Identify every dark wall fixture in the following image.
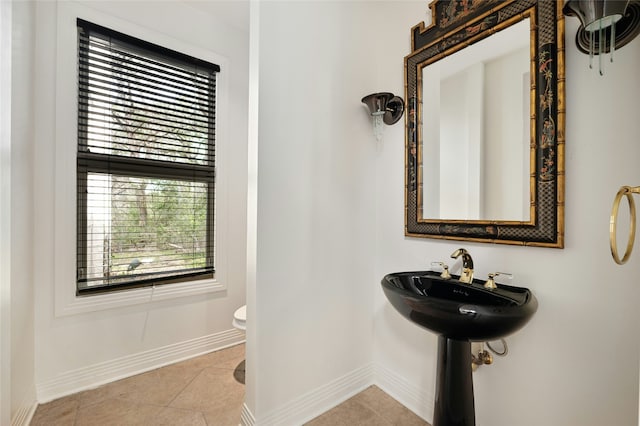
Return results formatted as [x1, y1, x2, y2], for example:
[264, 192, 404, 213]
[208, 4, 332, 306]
[361, 93, 404, 141]
[564, 0, 640, 74]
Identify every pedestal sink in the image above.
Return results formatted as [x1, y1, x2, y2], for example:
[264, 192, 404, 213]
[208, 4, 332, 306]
[381, 271, 537, 426]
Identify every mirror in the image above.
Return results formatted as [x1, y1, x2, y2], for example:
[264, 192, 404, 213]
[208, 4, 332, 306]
[405, 0, 565, 247]
[422, 19, 530, 221]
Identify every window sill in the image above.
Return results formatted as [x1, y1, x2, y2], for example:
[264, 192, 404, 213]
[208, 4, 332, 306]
[55, 278, 225, 317]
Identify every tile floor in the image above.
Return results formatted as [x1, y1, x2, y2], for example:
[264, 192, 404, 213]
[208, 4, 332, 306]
[31, 343, 429, 426]
[31, 344, 246, 426]
[305, 385, 429, 426]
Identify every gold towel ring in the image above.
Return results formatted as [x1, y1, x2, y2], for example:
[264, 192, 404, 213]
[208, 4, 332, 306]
[610, 186, 640, 265]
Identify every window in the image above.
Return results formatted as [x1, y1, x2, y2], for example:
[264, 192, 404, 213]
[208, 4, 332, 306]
[76, 19, 220, 295]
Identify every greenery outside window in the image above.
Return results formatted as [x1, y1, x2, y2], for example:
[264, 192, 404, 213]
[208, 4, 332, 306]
[76, 19, 220, 295]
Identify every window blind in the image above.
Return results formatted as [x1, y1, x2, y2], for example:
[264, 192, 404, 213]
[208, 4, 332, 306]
[76, 19, 219, 294]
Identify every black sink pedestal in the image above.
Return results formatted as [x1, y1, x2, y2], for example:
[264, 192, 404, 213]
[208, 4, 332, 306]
[433, 336, 475, 426]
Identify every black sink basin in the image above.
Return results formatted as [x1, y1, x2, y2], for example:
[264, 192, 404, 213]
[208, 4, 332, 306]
[381, 271, 537, 341]
[382, 270, 538, 426]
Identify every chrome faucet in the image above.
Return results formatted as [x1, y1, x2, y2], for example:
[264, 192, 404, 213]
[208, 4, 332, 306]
[450, 248, 474, 283]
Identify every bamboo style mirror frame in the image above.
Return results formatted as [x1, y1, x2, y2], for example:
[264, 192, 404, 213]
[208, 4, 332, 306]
[405, 0, 565, 248]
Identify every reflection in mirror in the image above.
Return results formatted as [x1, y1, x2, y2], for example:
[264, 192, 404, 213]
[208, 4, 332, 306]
[422, 19, 530, 221]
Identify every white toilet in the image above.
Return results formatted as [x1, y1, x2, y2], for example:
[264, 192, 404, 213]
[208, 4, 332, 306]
[232, 305, 246, 331]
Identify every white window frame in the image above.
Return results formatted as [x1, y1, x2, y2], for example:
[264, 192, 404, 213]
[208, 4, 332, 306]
[53, 2, 229, 316]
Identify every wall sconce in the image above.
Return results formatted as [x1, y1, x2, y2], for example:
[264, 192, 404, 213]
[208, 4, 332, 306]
[563, 0, 640, 75]
[361, 92, 404, 141]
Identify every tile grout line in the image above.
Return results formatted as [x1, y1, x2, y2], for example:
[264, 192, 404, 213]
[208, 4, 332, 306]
[165, 366, 209, 409]
[354, 399, 394, 426]
[357, 391, 394, 423]
[72, 402, 78, 426]
[350, 386, 428, 426]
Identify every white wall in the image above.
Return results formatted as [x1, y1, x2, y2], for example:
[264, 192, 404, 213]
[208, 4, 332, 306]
[440, 70, 472, 218]
[439, 64, 484, 219]
[373, 4, 640, 426]
[5, 1, 37, 423]
[483, 47, 529, 221]
[244, 1, 260, 422]
[32, 0, 249, 402]
[422, 61, 441, 218]
[0, 0, 10, 421]
[370, 3, 441, 419]
[249, 1, 379, 422]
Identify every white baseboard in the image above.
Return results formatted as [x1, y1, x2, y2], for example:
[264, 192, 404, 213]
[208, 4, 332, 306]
[243, 363, 431, 425]
[240, 402, 256, 426]
[10, 390, 37, 426]
[35, 337, 432, 426]
[373, 363, 434, 424]
[255, 363, 374, 426]
[36, 329, 245, 403]
[10, 403, 36, 426]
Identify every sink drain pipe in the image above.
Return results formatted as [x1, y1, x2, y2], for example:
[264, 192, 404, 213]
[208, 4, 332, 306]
[486, 339, 508, 357]
[471, 339, 509, 372]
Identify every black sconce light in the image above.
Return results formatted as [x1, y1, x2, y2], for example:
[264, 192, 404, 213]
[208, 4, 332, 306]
[563, 0, 640, 75]
[361, 92, 404, 141]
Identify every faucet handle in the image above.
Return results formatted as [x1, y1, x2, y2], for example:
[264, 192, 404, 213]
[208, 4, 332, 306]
[431, 262, 452, 279]
[485, 272, 513, 289]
